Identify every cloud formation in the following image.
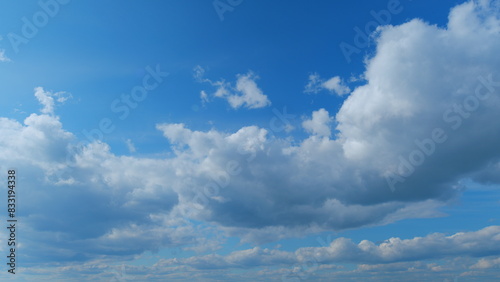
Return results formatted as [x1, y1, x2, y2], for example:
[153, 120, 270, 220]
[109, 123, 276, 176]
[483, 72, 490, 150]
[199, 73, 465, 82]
[34, 87, 72, 115]
[158, 225, 500, 269]
[15, 226, 498, 281]
[194, 66, 271, 109]
[156, 0, 500, 241]
[304, 73, 351, 95]
[302, 108, 333, 137]
[0, 49, 10, 62]
[0, 2, 499, 277]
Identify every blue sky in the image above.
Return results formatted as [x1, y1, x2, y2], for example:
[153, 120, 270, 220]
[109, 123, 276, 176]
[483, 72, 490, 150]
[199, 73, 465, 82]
[0, 0, 499, 281]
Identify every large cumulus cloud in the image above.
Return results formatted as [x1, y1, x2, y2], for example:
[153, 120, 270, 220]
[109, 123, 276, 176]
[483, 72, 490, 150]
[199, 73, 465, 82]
[153, 0, 500, 240]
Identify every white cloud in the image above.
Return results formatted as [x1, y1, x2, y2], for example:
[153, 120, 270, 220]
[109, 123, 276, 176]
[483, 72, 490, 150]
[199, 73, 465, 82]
[34, 87, 72, 115]
[322, 76, 351, 95]
[335, 0, 500, 182]
[125, 139, 136, 153]
[34, 87, 55, 114]
[302, 108, 333, 137]
[471, 257, 500, 269]
[302, 226, 500, 263]
[193, 66, 271, 109]
[167, 0, 500, 241]
[304, 73, 350, 95]
[200, 90, 209, 104]
[0, 49, 10, 62]
[304, 73, 323, 93]
[230, 72, 271, 109]
[153, 225, 500, 268]
[193, 65, 207, 82]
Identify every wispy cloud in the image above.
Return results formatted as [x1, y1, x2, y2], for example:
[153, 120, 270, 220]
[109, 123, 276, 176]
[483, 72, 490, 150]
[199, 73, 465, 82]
[0, 49, 10, 62]
[194, 66, 271, 109]
[125, 139, 136, 153]
[304, 73, 350, 95]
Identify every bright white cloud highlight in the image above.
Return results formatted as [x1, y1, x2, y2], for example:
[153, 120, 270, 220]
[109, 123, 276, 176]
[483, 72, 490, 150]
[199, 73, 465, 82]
[302, 108, 333, 137]
[34, 87, 72, 115]
[322, 76, 351, 95]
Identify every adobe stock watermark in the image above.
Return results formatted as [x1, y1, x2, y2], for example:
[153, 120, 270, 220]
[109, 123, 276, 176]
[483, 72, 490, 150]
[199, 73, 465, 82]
[52, 64, 168, 180]
[386, 74, 500, 192]
[1, 0, 70, 54]
[186, 107, 296, 215]
[213, 0, 243, 21]
[339, 0, 412, 64]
